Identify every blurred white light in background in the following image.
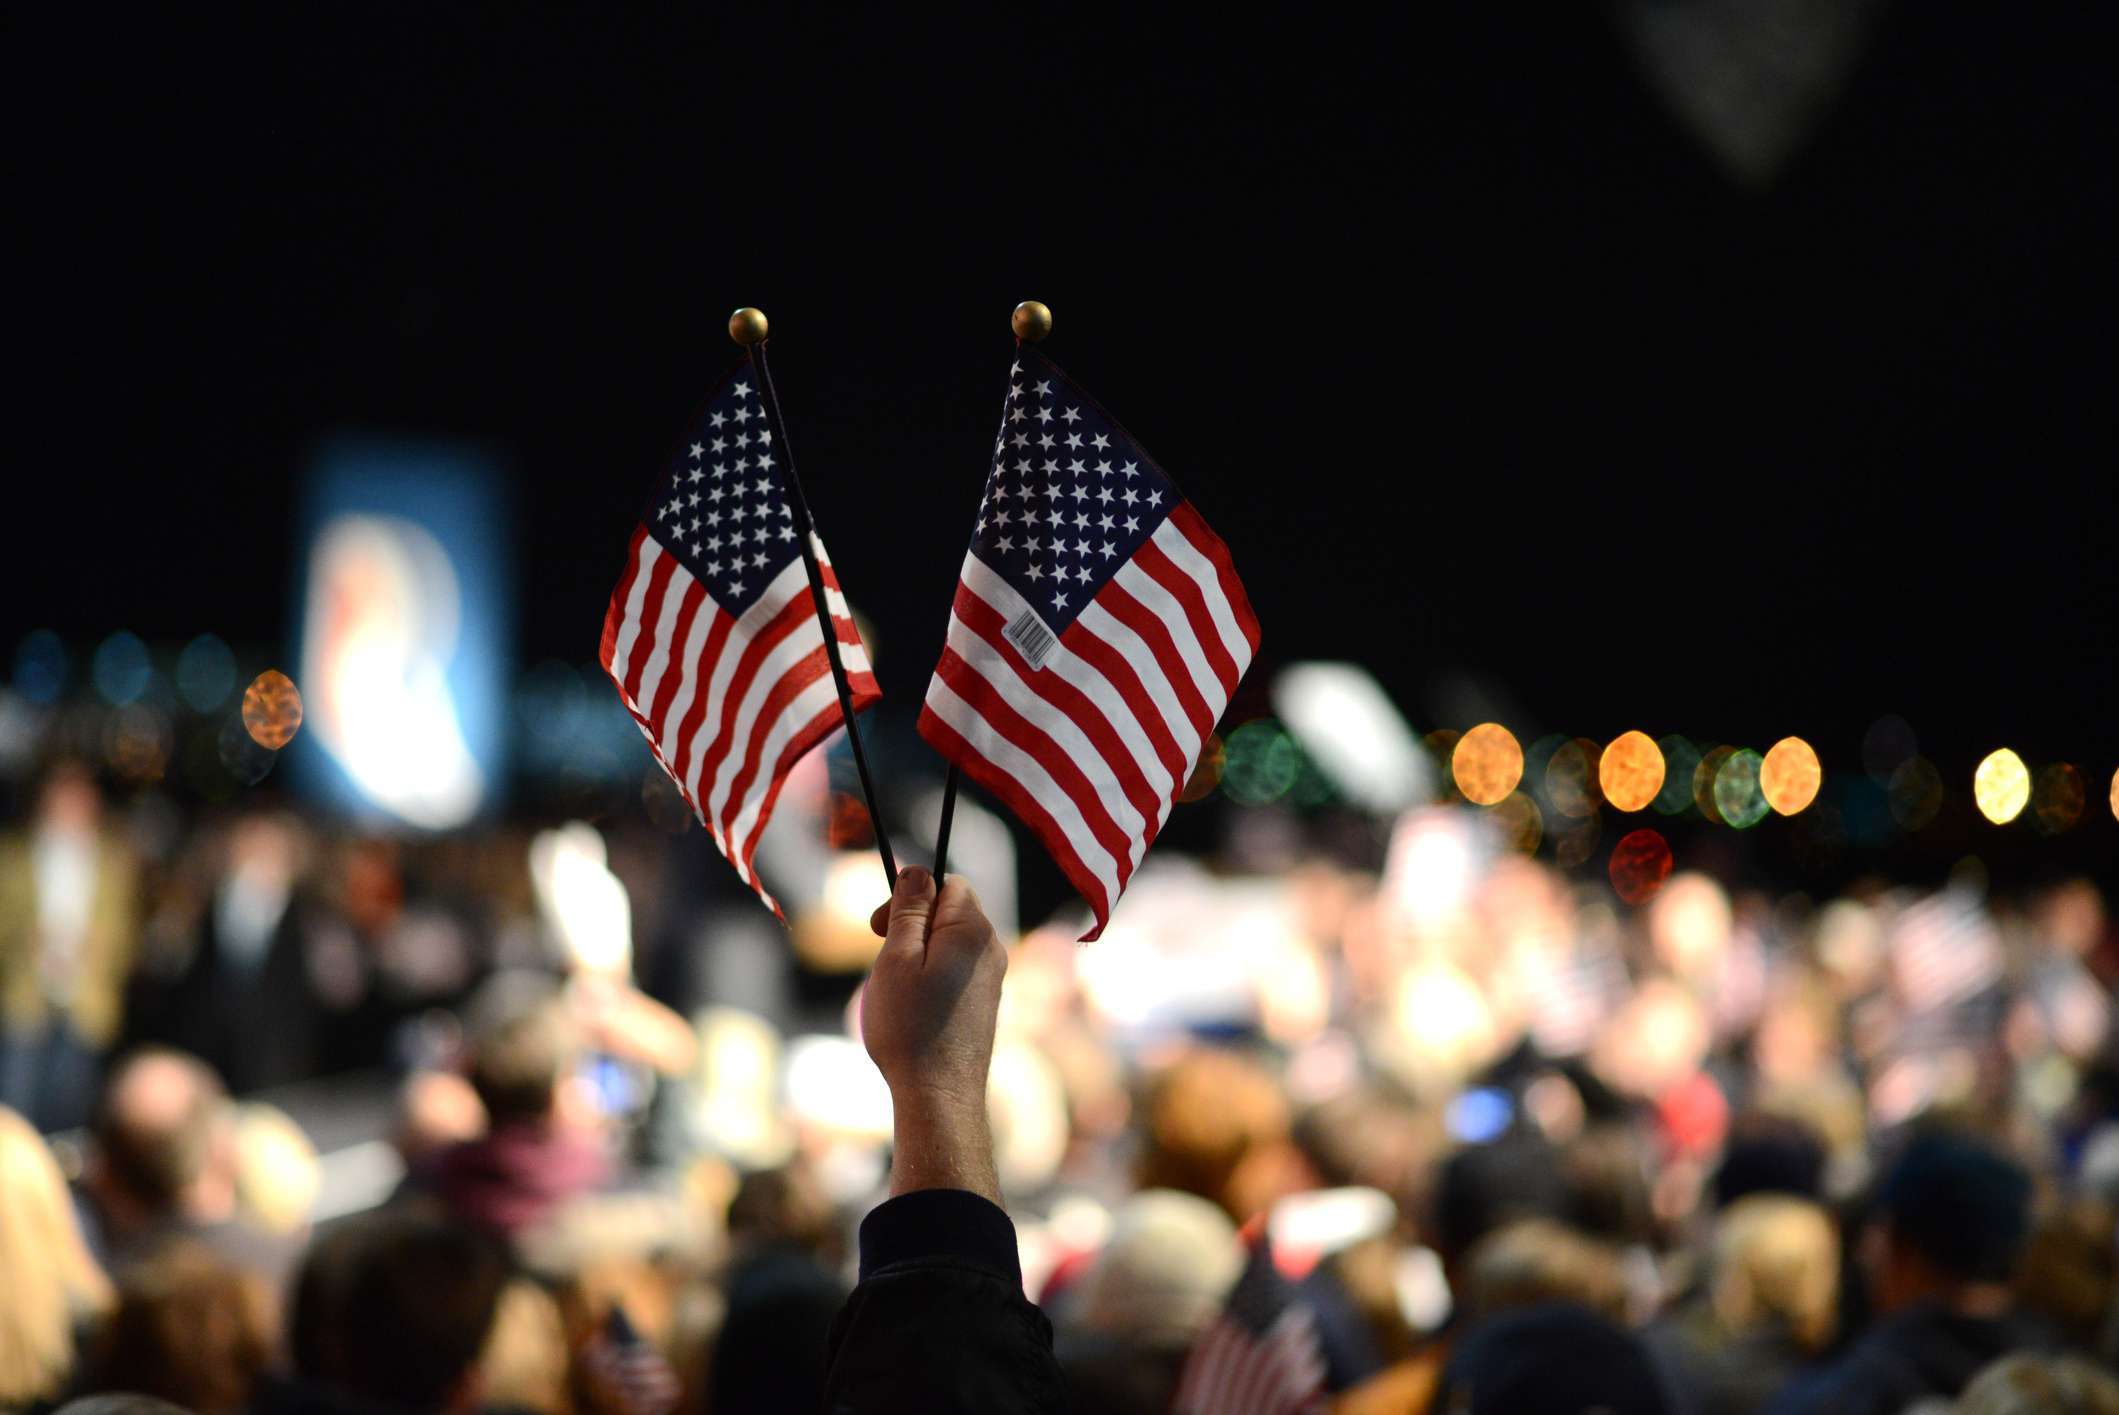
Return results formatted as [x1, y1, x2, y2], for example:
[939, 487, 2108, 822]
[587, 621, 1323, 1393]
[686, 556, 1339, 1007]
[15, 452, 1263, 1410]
[1382, 807, 1492, 929]
[1272, 662, 1434, 813]
[528, 821, 632, 974]
[784, 1034, 893, 1138]
[300, 514, 485, 828]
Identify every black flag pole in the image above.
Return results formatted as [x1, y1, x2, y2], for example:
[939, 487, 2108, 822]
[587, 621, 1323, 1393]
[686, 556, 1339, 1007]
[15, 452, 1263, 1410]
[730, 307, 899, 889]
[933, 299, 1053, 882]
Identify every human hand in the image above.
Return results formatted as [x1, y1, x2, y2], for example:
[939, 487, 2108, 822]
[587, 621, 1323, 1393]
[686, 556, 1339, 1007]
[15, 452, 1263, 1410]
[860, 866, 1007, 1203]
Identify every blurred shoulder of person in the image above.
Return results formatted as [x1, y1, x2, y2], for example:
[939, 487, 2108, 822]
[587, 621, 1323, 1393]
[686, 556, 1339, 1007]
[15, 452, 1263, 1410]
[1950, 1352, 2119, 1415]
[1434, 1302, 1676, 1415]
[84, 1239, 277, 1415]
[81, 1048, 299, 1285]
[1645, 1194, 1839, 1415]
[417, 972, 612, 1242]
[0, 1105, 113, 1413]
[0, 760, 140, 1133]
[1766, 1131, 2057, 1415]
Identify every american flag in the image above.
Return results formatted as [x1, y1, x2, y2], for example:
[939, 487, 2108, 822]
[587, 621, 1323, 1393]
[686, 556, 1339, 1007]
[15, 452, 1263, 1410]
[918, 350, 1258, 939]
[600, 365, 878, 916]
[1172, 1238, 1327, 1415]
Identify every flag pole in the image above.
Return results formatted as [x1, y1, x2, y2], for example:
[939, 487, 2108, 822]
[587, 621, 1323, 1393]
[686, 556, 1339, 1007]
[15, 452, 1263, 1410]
[933, 299, 1053, 881]
[730, 307, 899, 889]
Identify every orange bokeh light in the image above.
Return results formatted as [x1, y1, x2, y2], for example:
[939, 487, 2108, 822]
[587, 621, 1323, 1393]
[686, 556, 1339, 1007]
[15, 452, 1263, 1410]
[1760, 737, 1823, 816]
[1452, 723, 1524, 806]
[241, 670, 304, 750]
[1599, 731, 1665, 813]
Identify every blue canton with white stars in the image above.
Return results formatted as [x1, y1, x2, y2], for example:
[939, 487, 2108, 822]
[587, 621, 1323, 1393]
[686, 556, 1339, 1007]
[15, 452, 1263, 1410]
[971, 350, 1175, 634]
[649, 371, 799, 615]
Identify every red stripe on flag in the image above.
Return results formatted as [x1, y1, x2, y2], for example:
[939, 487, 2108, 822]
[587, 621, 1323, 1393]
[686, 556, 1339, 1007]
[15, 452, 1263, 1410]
[685, 594, 817, 825]
[645, 579, 709, 731]
[952, 591, 1165, 840]
[620, 551, 680, 705]
[599, 526, 649, 672]
[1096, 578, 1216, 744]
[1168, 500, 1261, 655]
[732, 698, 847, 894]
[934, 645, 1139, 888]
[1134, 536, 1241, 700]
[917, 705, 1114, 932]
[1054, 611, 1192, 790]
[713, 645, 833, 844]
[666, 606, 735, 790]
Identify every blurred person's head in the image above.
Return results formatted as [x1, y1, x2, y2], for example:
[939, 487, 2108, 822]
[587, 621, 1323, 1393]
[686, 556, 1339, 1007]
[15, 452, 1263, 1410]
[89, 1050, 235, 1232]
[1562, 1124, 1658, 1247]
[464, 972, 579, 1129]
[1072, 1189, 1241, 1348]
[1712, 1111, 1827, 1208]
[1136, 1048, 1291, 1224]
[2012, 1196, 2117, 1351]
[87, 1242, 276, 1414]
[1435, 1302, 1672, 1415]
[1461, 1219, 1629, 1324]
[707, 1246, 847, 1415]
[1953, 1353, 2119, 1415]
[1868, 1130, 2032, 1315]
[0, 1106, 113, 1408]
[1708, 1195, 1839, 1351]
[229, 1104, 317, 1237]
[1429, 1132, 1568, 1273]
[289, 1213, 509, 1414]
[726, 1160, 843, 1268]
[393, 1069, 487, 1167]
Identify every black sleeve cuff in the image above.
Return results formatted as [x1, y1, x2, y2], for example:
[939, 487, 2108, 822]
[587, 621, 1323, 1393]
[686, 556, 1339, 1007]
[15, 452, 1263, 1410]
[857, 1188, 1022, 1284]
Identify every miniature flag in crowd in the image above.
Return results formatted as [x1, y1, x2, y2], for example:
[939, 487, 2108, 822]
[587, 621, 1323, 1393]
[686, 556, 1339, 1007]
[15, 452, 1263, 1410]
[600, 366, 878, 916]
[918, 349, 1259, 939]
[1172, 1238, 1327, 1415]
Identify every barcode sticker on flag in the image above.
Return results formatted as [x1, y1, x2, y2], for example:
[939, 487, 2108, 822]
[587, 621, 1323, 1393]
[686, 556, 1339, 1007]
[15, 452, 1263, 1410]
[1004, 608, 1059, 669]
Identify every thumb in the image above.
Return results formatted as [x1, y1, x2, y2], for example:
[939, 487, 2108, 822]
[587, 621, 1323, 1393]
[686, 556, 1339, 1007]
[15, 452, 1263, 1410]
[880, 866, 937, 957]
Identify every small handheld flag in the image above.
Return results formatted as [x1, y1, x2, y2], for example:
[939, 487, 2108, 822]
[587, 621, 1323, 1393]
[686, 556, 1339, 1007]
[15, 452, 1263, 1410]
[921, 305, 1259, 939]
[600, 310, 889, 918]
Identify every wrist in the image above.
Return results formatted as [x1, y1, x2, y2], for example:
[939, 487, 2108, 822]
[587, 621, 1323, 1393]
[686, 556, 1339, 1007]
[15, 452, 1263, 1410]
[888, 1083, 999, 1204]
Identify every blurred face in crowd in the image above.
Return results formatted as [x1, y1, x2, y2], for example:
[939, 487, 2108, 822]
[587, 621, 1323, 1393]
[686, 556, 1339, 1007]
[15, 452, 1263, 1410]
[36, 765, 100, 837]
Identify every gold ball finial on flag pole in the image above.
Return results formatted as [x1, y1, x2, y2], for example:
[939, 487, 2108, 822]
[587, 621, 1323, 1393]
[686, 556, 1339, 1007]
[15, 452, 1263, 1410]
[1011, 301, 1052, 343]
[728, 307, 770, 345]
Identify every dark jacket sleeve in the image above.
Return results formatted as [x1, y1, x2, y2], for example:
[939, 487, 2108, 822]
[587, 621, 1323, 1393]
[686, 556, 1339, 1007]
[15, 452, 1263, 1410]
[822, 1188, 1066, 1414]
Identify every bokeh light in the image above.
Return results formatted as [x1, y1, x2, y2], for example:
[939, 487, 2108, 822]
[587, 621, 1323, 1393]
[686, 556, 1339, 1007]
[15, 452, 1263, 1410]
[1713, 750, 1770, 829]
[1545, 739, 1602, 818]
[1177, 732, 1226, 803]
[1598, 731, 1665, 813]
[1654, 736, 1700, 815]
[1609, 828, 1674, 905]
[1973, 748, 2030, 825]
[1487, 791, 1543, 854]
[242, 670, 305, 750]
[2032, 763, 2084, 835]
[1222, 720, 1301, 805]
[1759, 737, 1822, 816]
[92, 631, 152, 706]
[1552, 812, 1600, 868]
[2111, 766, 2118, 822]
[1693, 746, 1735, 824]
[1423, 729, 1462, 797]
[1451, 723, 1523, 806]
[175, 634, 238, 712]
[13, 631, 68, 705]
[1887, 757, 1944, 831]
[105, 705, 172, 784]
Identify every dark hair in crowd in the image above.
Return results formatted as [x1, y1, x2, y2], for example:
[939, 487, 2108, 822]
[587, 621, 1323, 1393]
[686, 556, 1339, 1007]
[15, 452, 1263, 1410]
[93, 1049, 228, 1210]
[1879, 1130, 2033, 1283]
[290, 1213, 509, 1412]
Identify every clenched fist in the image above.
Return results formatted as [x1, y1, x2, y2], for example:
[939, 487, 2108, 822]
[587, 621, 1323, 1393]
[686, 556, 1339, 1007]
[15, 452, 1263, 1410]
[860, 866, 1008, 1204]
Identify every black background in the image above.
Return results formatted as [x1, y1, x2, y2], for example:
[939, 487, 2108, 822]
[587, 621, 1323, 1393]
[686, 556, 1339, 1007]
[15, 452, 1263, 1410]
[10, 7, 2114, 889]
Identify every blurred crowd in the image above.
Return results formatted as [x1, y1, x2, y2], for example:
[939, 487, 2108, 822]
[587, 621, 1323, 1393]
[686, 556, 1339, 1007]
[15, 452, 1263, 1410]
[3, 753, 2117, 1415]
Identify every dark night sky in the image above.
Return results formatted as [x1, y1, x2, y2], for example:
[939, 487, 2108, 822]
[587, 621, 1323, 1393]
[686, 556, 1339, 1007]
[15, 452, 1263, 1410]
[9, 7, 2114, 881]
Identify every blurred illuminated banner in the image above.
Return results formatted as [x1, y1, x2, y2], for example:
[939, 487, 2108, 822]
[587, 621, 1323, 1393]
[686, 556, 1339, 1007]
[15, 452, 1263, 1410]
[293, 440, 512, 828]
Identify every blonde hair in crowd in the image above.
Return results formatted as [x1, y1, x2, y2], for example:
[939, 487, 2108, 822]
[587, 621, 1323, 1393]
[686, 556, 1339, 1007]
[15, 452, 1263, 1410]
[1710, 1194, 1840, 1352]
[0, 1105, 114, 1406]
